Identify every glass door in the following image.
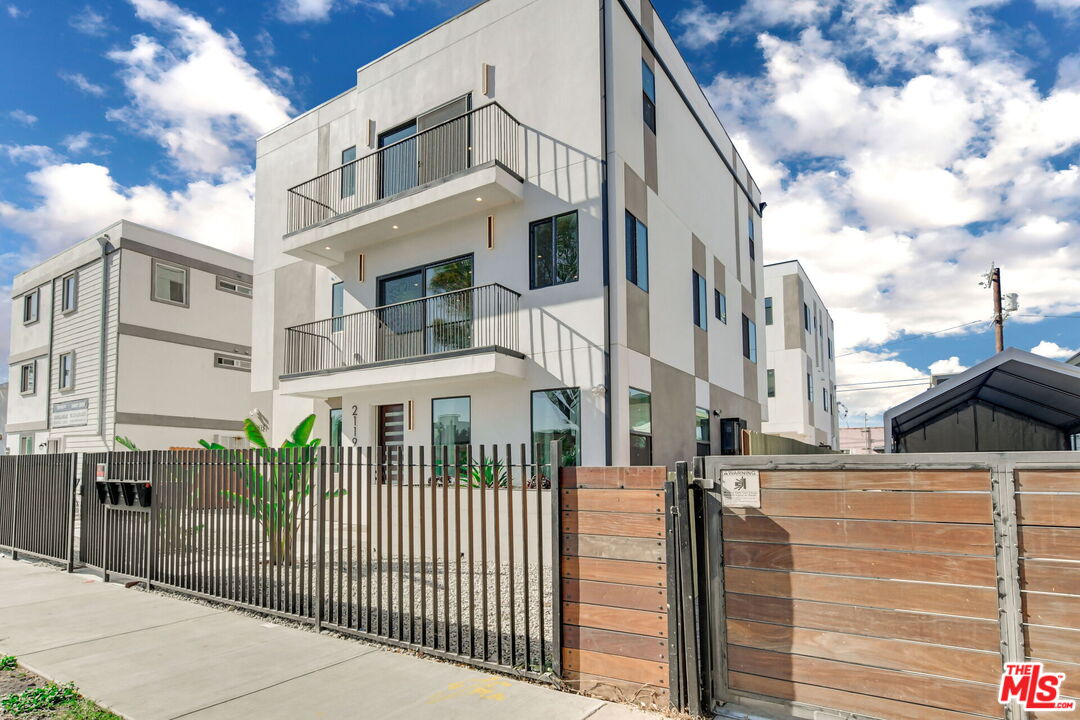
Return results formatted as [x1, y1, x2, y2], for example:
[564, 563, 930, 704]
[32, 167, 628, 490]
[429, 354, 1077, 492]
[378, 121, 418, 199]
[416, 95, 470, 185]
[377, 271, 424, 361]
[424, 257, 473, 354]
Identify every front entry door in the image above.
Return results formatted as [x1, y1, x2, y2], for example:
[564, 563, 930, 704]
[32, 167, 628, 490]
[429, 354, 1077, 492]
[378, 404, 405, 481]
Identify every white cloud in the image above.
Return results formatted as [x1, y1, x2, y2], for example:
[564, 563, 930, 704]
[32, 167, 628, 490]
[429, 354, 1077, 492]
[8, 109, 37, 126]
[0, 144, 62, 167]
[277, 0, 431, 23]
[60, 71, 107, 97]
[1030, 340, 1078, 360]
[675, 2, 732, 50]
[6, 5, 25, 19]
[69, 5, 110, 36]
[106, 0, 292, 177]
[836, 350, 931, 421]
[61, 132, 110, 155]
[1033, 0, 1080, 15]
[929, 356, 969, 375]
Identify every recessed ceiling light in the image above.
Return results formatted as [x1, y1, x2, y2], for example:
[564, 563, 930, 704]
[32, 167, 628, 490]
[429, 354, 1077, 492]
[392, 225, 399, 229]
[475, 197, 483, 202]
[324, 246, 331, 250]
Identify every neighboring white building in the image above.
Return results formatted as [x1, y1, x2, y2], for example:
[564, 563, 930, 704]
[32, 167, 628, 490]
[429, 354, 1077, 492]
[5, 220, 253, 455]
[0, 383, 7, 453]
[252, 0, 767, 468]
[839, 426, 885, 454]
[762, 260, 839, 448]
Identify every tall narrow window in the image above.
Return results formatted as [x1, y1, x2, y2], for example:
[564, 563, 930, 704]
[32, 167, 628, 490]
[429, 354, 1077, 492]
[629, 388, 652, 466]
[19, 435, 34, 455]
[433, 396, 471, 451]
[828, 337, 833, 359]
[808, 373, 814, 402]
[20, 361, 36, 395]
[767, 369, 775, 398]
[625, 212, 649, 291]
[22, 289, 39, 324]
[152, 260, 188, 307]
[532, 388, 580, 468]
[530, 211, 578, 289]
[695, 407, 711, 457]
[764, 297, 773, 325]
[642, 60, 656, 132]
[58, 352, 74, 391]
[742, 315, 757, 363]
[748, 212, 756, 261]
[823, 389, 830, 413]
[61, 274, 77, 313]
[341, 146, 357, 198]
[693, 272, 707, 330]
[714, 290, 727, 324]
[331, 281, 344, 332]
[329, 408, 343, 447]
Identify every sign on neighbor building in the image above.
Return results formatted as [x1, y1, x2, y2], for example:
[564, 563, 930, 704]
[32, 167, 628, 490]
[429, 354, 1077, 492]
[720, 469, 761, 508]
[52, 399, 89, 428]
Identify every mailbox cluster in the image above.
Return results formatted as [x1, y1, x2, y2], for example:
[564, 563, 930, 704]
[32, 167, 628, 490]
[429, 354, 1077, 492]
[93, 463, 152, 509]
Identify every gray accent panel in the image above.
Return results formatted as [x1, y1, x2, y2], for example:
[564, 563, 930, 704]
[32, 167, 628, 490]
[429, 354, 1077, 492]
[118, 238, 253, 284]
[807, 354, 815, 428]
[709, 383, 763, 449]
[643, 127, 658, 192]
[783, 273, 806, 351]
[650, 358, 696, 469]
[694, 327, 708, 380]
[6, 420, 48, 432]
[317, 124, 331, 175]
[119, 323, 251, 356]
[743, 286, 759, 401]
[8, 346, 49, 365]
[713, 258, 726, 295]
[114, 412, 244, 431]
[732, 183, 742, 284]
[640, 0, 654, 38]
[626, 283, 651, 356]
[273, 262, 317, 388]
[692, 235, 706, 275]
[624, 164, 648, 221]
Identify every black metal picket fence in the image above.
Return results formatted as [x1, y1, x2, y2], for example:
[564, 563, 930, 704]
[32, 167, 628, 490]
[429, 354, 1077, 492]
[1, 446, 559, 680]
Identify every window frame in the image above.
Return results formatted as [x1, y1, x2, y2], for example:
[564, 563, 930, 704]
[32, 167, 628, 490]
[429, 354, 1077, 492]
[151, 259, 190, 308]
[529, 211, 579, 290]
[329, 407, 344, 448]
[628, 387, 652, 466]
[20, 360, 36, 395]
[625, 211, 649, 292]
[693, 271, 707, 330]
[767, 369, 775, 398]
[19, 435, 34, 455]
[804, 303, 811, 331]
[340, 145, 357, 199]
[432, 395, 472, 448]
[764, 297, 773, 326]
[58, 351, 75, 391]
[714, 289, 727, 324]
[748, 211, 756, 261]
[61, 273, 78, 314]
[642, 59, 656, 132]
[531, 387, 581, 468]
[214, 353, 251, 372]
[742, 315, 758, 363]
[808, 373, 814, 403]
[216, 275, 253, 297]
[695, 407, 711, 457]
[22, 289, 39, 325]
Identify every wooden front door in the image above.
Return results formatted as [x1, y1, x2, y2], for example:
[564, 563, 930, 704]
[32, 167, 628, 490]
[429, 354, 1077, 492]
[377, 404, 405, 481]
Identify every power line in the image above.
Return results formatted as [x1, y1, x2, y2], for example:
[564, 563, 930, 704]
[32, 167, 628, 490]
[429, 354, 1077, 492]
[837, 377, 929, 387]
[835, 319, 986, 359]
[836, 382, 930, 393]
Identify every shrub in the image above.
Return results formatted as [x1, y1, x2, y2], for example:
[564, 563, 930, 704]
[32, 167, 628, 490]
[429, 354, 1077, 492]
[0, 655, 16, 671]
[1, 682, 79, 716]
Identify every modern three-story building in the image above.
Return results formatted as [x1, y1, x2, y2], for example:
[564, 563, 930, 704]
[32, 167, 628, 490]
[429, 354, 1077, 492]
[5, 220, 254, 454]
[762, 260, 839, 448]
[252, 0, 767, 467]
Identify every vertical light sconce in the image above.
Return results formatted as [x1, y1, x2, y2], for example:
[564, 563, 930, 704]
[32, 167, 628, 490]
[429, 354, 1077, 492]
[367, 119, 377, 149]
[357, 253, 366, 282]
[486, 215, 495, 250]
[407, 400, 414, 431]
[482, 63, 494, 98]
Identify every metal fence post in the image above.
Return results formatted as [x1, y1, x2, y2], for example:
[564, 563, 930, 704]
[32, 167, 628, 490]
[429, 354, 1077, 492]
[548, 440, 562, 679]
[65, 454, 78, 572]
[991, 456, 1025, 720]
[146, 451, 157, 589]
[314, 447, 326, 632]
[10, 455, 20, 561]
[673, 461, 702, 717]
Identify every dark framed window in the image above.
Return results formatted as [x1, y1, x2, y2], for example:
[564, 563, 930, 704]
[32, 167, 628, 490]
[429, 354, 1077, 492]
[341, 146, 357, 198]
[532, 388, 580, 468]
[804, 303, 811, 331]
[823, 389, 830, 413]
[642, 60, 656, 132]
[808, 373, 814, 402]
[693, 272, 707, 330]
[625, 212, 649, 291]
[329, 408, 343, 447]
[331, 281, 344, 332]
[767, 369, 775, 398]
[742, 315, 757, 363]
[764, 297, 773, 325]
[695, 407, 710, 457]
[19, 361, 36, 395]
[58, 352, 74, 391]
[433, 396, 471, 470]
[152, 260, 189, 307]
[629, 388, 652, 466]
[61, 273, 77, 313]
[748, 211, 756, 261]
[828, 337, 833, 359]
[714, 290, 727, 324]
[22, 289, 39, 324]
[530, 211, 578, 289]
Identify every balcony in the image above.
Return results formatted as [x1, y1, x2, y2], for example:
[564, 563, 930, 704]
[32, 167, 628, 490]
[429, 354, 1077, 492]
[279, 283, 525, 398]
[283, 103, 525, 266]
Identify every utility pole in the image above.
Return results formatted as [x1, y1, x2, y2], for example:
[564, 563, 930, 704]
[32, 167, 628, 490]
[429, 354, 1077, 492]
[991, 267, 1004, 353]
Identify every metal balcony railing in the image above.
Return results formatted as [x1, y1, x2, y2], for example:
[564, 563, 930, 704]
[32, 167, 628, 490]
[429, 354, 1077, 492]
[286, 102, 523, 235]
[282, 283, 521, 376]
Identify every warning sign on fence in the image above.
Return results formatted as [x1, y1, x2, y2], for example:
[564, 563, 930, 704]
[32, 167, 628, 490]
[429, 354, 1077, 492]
[720, 470, 761, 508]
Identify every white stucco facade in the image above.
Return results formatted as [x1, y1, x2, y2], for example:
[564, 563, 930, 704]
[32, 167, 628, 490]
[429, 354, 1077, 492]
[761, 260, 839, 448]
[253, 0, 766, 468]
[5, 220, 253, 455]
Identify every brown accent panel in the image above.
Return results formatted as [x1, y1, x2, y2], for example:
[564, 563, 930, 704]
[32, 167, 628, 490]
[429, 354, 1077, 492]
[732, 182, 742, 284]
[1023, 590, 1080, 627]
[561, 557, 665, 586]
[623, 164, 648, 221]
[729, 672, 982, 720]
[639, 0, 654, 38]
[1020, 525, 1080, 560]
[562, 466, 666, 489]
[725, 543, 997, 586]
[562, 534, 665, 562]
[562, 671, 669, 707]
[563, 602, 667, 636]
[722, 515, 995, 555]
[713, 257, 727, 294]
[643, 127, 658, 192]
[727, 619, 1001, 684]
[561, 510, 665, 537]
[1017, 470, 1080, 491]
[722, 489, 992, 523]
[626, 283, 650, 356]
[650, 359, 697, 470]
[562, 580, 666, 612]
[563, 648, 668, 688]
[1018, 493, 1080, 526]
[725, 568, 999, 619]
[692, 235, 706, 275]
[694, 327, 708, 380]
[1025, 623, 1080, 664]
[729, 647, 999, 718]
[560, 488, 663, 514]
[563, 626, 667, 662]
[783, 273, 805, 351]
[725, 594, 999, 651]
[760, 469, 990, 491]
[1021, 558, 1080, 594]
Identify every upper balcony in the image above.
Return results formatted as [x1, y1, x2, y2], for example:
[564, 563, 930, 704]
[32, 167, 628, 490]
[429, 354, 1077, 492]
[279, 283, 525, 398]
[283, 103, 525, 266]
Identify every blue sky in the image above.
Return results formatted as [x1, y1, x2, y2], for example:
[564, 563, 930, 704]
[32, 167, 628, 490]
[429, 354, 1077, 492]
[0, 0, 1078, 425]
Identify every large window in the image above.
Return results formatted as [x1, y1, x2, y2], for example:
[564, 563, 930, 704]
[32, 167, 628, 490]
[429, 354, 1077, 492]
[329, 408, 343, 447]
[642, 60, 656, 132]
[433, 396, 471, 449]
[695, 407, 711, 457]
[152, 260, 188, 307]
[742, 315, 757, 363]
[764, 297, 773, 325]
[693, 272, 707, 330]
[530, 211, 578, 289]
[61, 273, 77, 313]
[532, 388, 580, 468]
[22, 289, 39, 324]
[19, 361, 35, 395]
[625, 212, 649, 291]
[19, 435, 33, 455]
[714, 290, 727, 324]
[767, 369, 775, 398]
[341, 146, 356, 198]
[58, 352, 74, 391]
[629, 388, 652, 466]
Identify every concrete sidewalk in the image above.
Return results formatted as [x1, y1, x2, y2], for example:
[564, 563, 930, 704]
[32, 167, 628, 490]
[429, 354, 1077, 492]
[0, 555, 653, 720]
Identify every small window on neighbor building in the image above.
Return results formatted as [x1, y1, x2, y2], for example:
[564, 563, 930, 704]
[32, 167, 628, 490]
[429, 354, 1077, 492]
[58, 352, 74, 391]
[767, 369, 775, 398]
[629, 388, 652, 466]
[19, 435, 33, 455]
[61, 274, 77, 313]
[625, 212, 649, 292]
[531, 211, 579, 289]
[20, 361, 36, 394]
[152, 260, 188, 307]
[214, 354, 251, 371]
[742, 315, 757, 363]
[642, 60, 656, 132]
[808, 373, 814, 402]
[764, 297, 773, 326]
[804, 303, 811, 331]
[216, 276, 252, 297]
[714, 290, 727, 324]
[824, 388, 830, 413]
[693, 272, 707, 330]
[828, 337, 833, 359]
[748, 213, 756, 261]
[341, 146, 357, 199]
[22, 289, 39, 324]
[695, 407, 711, 457]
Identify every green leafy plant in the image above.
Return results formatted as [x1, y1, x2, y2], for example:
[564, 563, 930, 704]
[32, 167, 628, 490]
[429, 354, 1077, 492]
[1, 682, 79, 716]
[57, 698, 123, 720]
[114, 436, 139, 451]
[463, 459, 508, 488]
[0, 655, 16, 671]
[199, 415, 341, 566]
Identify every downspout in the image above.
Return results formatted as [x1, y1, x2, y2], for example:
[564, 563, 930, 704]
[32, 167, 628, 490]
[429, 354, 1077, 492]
[44, 277, 57, 451]
[96, 235, 112, 444]
[599, 0, 613, 465]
